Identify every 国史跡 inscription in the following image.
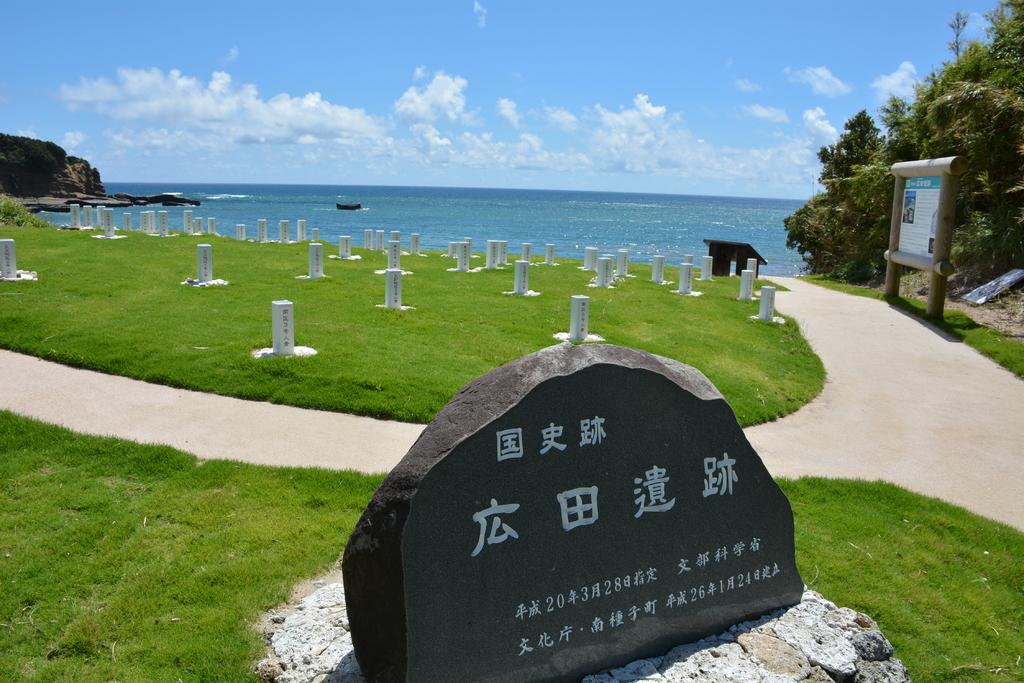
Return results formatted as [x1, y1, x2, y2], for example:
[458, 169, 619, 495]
[342, 344, 804, 682]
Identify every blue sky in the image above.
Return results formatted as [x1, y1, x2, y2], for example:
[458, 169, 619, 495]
[0, 1, 994, 198]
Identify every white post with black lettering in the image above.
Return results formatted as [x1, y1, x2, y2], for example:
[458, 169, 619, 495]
[83, 205, 93, 228]
[278, 220, 288, 243]
[183, 210, 193, 234]
[455, 241, 470, 272]
[104, 211, 116, 238]
[391, 230, 400, 244]
[312, 228, 319, 242]
[308, 243, 324, 279]
[545, 243, 556, 265]
[272, 300, 295, 356]
[385, 268, 402, 309]
[411, 233, 421, 255]
[677, 263, 694, 295]
[0, 239, 16, 280]
[363, 229, 373, 249]
[236, 224, 246, 241]
[747, 257, 758, 278]
[569, 295, 589, 342]
[257, 219, 268, 243]
[69, 204, 80, 227]
[616, 249, 629, 278]
[513, 260, 529, 295]
[684, 254, 694, 265]
[297, 219, 307, 242]
[521, 243, 532, 263]
[387, 239, 401, 270]
[498, 241, 509, 266]
[375, 229, 385, 251]
[583, 246, 598, 271]
[123, 213, 132, 231]
[701, 255, 714, 281]
[652, 255, 665, 284]
[758, 286, 777, 321]
[339, 235, 352, 258]
[596, 256, 613, 288]
[197, 244, 213, 284]
[207, 217, 217, 236]
[739, 269, 754, 301]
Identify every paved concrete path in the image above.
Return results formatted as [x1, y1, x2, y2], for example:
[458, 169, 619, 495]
[747, 277, 1024, 531]
[2, 277, 1021, 529]
[0, 350, 423, 474]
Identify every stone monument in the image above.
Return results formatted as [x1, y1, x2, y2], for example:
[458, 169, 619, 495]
[343, 344, 804, 682]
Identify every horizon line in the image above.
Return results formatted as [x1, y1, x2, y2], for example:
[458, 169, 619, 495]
[103, 180, 808, 204]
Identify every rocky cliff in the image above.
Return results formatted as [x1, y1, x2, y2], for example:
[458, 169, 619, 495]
[0, 133, 105, 198]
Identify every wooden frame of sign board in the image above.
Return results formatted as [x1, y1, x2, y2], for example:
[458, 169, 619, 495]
[883, 155, 967, 317]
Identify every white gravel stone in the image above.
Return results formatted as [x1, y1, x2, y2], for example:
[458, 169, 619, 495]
[256, 586, 910, 682]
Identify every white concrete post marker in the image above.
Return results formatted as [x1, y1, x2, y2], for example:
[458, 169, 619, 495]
[236, 224, 246, 241]
[498, 240, 509, 266]
[363, 229, 373, 249]
[258, 219, 268, 243]
[521, 242, 532, 263]
[739, 269, 754, 301]
[208, 217, 217, 236]
[197, 244, 213, 283]
[676, 263, 702, 297]
[331, 235, 361, 261]
[505, 260, 539, 296]
[582, 246, 598, 271]
[70, 204, 80, 228]
[297, 219, 307, 242]
[411, 233, 422, 256]
[312, 228, 319, 242]
[301, 243, 324, 279]
[747, 257, 758, 278]
[391, 230, 400, 243]
[701, 255, 714, 281]
[753, 286, 783, 323]
[684, 254, 694, 265]
[280, 220, 290, 244]
[375, 229, 385, 251]
[0, 239, 35, 281]
[377, 269, 414, 311]
[83, 205, 93, 228]
[387, 239, 401, 270]
[553, 295, 604, 343]
[545, 243, 557, 266]
[595, 256, 614, 288]
[616, 249, 630, 278]
[252, 301, 317, 358]
[448, 241, 471, 272]
[273, 301, 295, 355]
[652, 255, 665, 284]
[485, 240, 498, 269]
[183, 210, 193, 234]
[123, 213, 132, 231]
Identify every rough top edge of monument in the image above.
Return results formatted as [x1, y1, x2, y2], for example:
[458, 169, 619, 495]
[390, 342, 724, 486]
[890, 155, 967, 177]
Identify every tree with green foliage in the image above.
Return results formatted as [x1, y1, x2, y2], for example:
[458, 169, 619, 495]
[786, 0, 1024, 283]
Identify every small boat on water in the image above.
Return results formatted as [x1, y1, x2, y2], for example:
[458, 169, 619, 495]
[336, 202, 362, 210]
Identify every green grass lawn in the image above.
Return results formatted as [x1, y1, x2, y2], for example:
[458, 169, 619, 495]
[804, 275, 1024, 379]
[1, 412, 1020, 681]
[0, 225, 823, 425]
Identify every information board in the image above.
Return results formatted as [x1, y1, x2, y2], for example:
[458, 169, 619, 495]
[898, 176, 941, 257]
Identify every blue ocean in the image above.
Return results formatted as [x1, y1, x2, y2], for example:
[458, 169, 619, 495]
[42, 184, 808, 275]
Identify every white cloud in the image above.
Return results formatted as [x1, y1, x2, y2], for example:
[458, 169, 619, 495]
[394, 71, 476, 125]
[544, 106, 578, 132]
[473, 1, 487, 28]
[61, 130, 87, 151]
[734, 78, 762, 93]
[871, 61, 917, 101]
[413, 65, 428, 81]
[16, 129, 38, 139]
[744, 104, 788, 123]
[496, 98, 520, 128]
[784, 66, 852, 97]
[223, 46, 239, 64]
[802, 107, 838, 145]
[57, 68, 386, 147]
